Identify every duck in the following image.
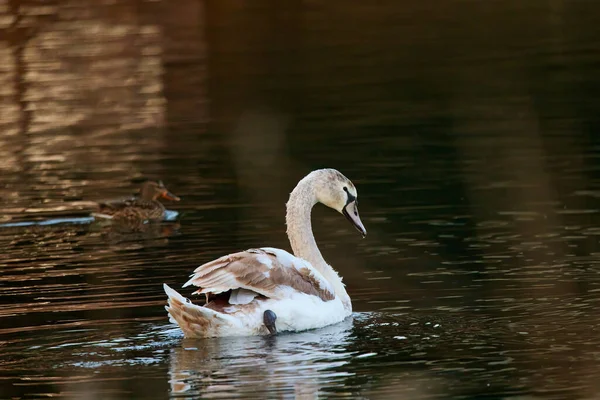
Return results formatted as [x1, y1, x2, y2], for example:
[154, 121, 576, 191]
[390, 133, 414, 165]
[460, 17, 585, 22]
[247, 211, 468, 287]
[163, 168, 366, 338]
[93, 180, 180, 224]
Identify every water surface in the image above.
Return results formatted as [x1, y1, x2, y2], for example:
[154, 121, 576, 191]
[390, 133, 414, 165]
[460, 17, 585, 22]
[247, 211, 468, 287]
[2, 1, 600, 399]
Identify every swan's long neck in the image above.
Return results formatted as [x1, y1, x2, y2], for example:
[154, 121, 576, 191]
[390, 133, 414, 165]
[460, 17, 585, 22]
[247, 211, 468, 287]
[286, 176, 350, 308]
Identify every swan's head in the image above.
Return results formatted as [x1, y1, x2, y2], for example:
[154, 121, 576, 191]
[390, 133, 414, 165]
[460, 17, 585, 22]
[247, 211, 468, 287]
[313, 169, 367, 238]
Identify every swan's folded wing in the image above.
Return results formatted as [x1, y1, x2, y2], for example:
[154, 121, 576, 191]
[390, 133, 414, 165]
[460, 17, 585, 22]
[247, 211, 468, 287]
[182, 248, 335, 302]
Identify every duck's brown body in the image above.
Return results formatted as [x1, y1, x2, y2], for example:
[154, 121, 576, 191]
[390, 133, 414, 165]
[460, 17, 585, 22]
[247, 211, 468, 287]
[97, 198, 167, 222]
[94, 181, 180, 224]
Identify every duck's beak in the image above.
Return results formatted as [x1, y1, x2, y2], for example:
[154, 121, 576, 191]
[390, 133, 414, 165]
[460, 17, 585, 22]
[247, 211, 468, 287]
[342, 200, 367, 238]
[161, 190, 180, 201]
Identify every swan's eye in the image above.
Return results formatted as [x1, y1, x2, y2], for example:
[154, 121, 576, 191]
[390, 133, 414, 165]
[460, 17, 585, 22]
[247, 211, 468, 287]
[343, 186, 348, 193]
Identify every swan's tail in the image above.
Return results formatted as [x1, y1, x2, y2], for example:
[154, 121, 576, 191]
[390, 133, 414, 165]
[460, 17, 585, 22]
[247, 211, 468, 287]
[163, 284, 239, 338]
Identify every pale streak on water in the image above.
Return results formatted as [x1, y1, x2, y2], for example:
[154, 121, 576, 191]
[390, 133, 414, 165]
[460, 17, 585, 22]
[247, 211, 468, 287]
[1, 0, 600, 399]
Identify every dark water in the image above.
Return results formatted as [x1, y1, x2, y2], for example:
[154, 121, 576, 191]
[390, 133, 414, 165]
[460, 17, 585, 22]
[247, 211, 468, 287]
[2, 1, 600, 399]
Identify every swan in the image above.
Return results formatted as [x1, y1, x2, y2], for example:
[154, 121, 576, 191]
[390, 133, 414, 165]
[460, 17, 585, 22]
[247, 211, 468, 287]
[163, 168, 366, 337]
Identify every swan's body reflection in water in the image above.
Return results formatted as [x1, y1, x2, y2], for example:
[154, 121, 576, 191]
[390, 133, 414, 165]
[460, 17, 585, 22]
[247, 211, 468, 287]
[168, 318, 354, 399]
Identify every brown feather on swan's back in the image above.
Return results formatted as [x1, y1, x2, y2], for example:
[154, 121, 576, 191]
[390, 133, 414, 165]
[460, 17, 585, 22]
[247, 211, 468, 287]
[185, 248, 335, 302]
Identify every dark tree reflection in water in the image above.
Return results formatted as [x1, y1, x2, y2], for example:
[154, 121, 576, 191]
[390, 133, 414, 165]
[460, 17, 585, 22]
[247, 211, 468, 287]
[1, 0, 600, 399]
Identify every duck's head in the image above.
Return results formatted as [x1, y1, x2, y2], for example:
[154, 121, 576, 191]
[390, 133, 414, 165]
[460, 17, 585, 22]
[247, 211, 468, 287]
[140, 180, 181, 202]
[313, 169, 367, 238]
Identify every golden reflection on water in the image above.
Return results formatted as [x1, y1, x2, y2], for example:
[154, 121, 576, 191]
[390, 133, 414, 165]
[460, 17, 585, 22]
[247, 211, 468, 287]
[0, 0, 205, 227]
